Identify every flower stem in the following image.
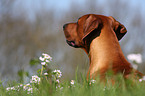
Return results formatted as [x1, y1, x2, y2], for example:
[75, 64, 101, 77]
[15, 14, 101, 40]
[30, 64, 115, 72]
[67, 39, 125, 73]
[41, 66, 43, 76]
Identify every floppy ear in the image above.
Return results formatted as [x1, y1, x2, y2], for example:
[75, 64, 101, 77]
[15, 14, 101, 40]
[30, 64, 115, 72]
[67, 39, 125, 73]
[82, 15, 102, 41]
[109, 16, 127, 40]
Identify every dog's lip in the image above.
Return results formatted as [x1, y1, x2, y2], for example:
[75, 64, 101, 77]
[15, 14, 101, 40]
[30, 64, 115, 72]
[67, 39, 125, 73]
[66, 40, 75, 46]
[66, 40, 79, 48]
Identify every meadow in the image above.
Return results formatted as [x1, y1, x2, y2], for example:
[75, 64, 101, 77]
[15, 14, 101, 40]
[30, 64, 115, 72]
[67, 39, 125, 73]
[1, 53, 145, 96]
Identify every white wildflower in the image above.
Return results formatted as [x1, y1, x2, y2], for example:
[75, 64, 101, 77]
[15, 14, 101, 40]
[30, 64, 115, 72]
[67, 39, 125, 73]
[27, 88, 33, 94]
[139, 79, 143, 82]
[46, 60, 50, 63]
[44, 72, 48, 76]
[11, 87, 15, 90]
[17, 84, 23, 88]
[56, 79, 60, 83]
[103, 86, 107, 91]
[39, 53, 52, 66]
[56, 85, 63, 90]
[17, 84, 23, 91]
[30, 75, 41, 84]
[39, 56, 45, 61]
[42, 53, 48, 57]
[6, 86, 16, 91]
[60, 87, 63, 90]
[127, 53, 142, 64]
[23, 83, 31, 90]
[6, 87, 11, 91]
[6, 84, 23, 91]
[70, 80, 75, 85]
[52, 69, 62, 78]
[41, 62, 46, 66]
[89, 79, 96, 85]
[43, 53, 50, 58]
[42, 53, 52, 61]
[23, 84, 33, 94]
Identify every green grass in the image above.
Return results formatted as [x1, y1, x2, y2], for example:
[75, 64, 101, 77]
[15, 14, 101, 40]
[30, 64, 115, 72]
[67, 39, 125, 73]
[1, 73, 145, 96]
[1, 53, 145, 96]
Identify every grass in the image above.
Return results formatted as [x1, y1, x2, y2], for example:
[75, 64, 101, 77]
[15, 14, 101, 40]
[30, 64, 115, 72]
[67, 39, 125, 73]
[1, 73, 145, 96]
[1, 53, 145, 96]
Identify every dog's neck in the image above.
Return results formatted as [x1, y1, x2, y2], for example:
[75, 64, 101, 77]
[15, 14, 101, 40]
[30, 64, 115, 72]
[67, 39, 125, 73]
[87, 28, 132, 78]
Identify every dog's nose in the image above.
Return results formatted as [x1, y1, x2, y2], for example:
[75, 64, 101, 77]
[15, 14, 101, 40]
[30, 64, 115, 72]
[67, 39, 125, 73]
[63, 24, 68, 30]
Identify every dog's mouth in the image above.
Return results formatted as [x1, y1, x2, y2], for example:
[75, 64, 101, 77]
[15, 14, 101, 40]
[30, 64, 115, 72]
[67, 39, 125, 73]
[66, 40, 79, 48]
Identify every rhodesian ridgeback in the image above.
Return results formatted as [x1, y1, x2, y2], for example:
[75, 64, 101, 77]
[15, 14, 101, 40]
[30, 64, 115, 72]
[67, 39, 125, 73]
[63, 14, 143, 80]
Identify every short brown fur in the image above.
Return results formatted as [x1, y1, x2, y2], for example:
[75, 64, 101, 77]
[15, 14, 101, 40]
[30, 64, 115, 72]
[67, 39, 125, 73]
[63, 14, 144, 80]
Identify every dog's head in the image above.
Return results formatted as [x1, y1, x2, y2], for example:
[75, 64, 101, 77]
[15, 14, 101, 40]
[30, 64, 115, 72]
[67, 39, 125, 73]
[63, 14, 127, 51]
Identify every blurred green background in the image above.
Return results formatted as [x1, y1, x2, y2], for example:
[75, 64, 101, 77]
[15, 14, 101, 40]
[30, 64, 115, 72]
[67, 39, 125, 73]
[0, 0, 145, 81]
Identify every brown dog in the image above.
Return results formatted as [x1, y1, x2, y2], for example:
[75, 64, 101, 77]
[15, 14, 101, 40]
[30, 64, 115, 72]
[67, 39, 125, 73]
[63, 14, 143, 80]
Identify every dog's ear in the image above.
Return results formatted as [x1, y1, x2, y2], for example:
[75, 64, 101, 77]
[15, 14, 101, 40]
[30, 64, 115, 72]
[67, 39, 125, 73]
[109, 16, 127, 40]
[82, 15, 102, 41]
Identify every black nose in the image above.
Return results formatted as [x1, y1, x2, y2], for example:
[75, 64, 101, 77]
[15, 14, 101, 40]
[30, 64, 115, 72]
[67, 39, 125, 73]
[63, 24, 67, 30]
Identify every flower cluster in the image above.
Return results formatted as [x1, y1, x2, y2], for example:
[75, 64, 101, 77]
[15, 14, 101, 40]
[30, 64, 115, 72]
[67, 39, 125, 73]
[39, 53, 63, 89]
[70, 80, 75, 86]
[6, 74, 40, 94]
[51, 69, 63, 90]
[23, 83, 33, 94]
[6, 53, 63, 94]
[127, 53, 142, 64]
[39, 53, 63, 87]
[6, 86, 16, 91]
[70, 80, 75, 85]
[127, 53, 142, 69]
[30, 75, 41, 84]
[56, 85, 63, 91]
[39, 53, 52, 66]
[52, 69, 62, 85]
[52, 69, 62, 79]
[6, 84, 23, 92]
[89, 79, 96, 85]
[6, 83, 33, 94]
[6, 75, 40, 94]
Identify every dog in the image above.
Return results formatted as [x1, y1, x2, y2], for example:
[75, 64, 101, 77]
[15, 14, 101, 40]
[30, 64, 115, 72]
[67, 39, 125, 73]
[63, 14, 143, 80]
